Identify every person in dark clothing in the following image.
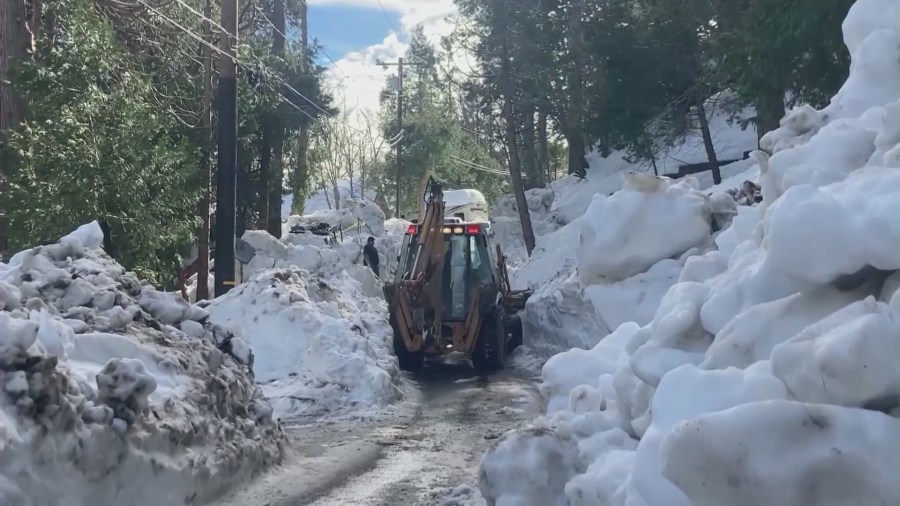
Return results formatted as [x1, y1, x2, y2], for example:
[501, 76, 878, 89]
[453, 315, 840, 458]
[363, 237, 380, 278]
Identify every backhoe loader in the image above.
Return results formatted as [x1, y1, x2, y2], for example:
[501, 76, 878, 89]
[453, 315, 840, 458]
[383, 178, 531, 372]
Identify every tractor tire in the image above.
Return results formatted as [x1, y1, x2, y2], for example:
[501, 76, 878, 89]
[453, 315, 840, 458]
[507, 314, 523, 351]
[390, 314, 423, 372]
[472, 305, 507, 373]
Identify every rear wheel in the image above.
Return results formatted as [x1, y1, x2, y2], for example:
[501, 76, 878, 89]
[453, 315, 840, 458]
[507, 313, 523, 351]
[472, 305, 506, 373]
[390, 314, 423, 371]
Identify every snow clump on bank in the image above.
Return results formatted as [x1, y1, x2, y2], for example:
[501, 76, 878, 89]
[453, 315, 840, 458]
[479, 0, 900, 503]
[0, 222, 285, 506]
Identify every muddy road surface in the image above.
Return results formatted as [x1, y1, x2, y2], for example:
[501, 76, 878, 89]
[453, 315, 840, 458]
[214, 357, 541, 506]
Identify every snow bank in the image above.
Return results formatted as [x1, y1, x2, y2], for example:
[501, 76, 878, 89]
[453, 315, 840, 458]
[205, 267, 401, 419]
[274, 200, 407, 284]
[177, 201, 404, 424]
[577, 176, 711, 284]
[0, 222, 284, 506]
[200, 200, 405, 420]
[662, 400, 900, 506]
[479, 0, 900, 503]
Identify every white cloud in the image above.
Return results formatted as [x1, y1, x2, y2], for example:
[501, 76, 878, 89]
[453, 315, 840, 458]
[315, 0, 464, 127]
[322, 32, 406, 120]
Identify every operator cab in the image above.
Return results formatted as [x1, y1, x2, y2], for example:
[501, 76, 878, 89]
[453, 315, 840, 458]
[396, 222, 499, 322]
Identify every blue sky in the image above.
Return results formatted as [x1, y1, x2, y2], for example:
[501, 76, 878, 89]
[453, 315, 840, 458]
[309, 4, 401, 64]
[308, 0, 461, 116]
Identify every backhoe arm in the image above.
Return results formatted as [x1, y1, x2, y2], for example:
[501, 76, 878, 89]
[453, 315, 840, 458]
[389, 178, 447, 351]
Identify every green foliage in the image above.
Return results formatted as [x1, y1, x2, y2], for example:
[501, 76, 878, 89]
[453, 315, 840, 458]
[713, 0, 853, 114]
[1, 0, 333, 283]
[3, 0, 198, 283]
[452, 0, 853, 174]
[373, 25, 507, 217]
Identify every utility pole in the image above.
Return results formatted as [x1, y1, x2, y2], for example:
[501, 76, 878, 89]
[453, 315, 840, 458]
[396, 58, 403, 218]
[291, 0, 310, 215]
[196, 0, 213, 301]
[214, 0, 238, 297]
[377, 58, 424, 218]
[266, 0, 286, 236]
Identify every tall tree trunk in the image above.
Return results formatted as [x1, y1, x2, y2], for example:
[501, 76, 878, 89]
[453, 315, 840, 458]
[565, 0, 586, 177]
[347, 152, 355, 198]
[267, 0, 285, 236]
[196, 0, 213, 301]
[0, 0, 33, 259]
[696, 101, 721, 185]
[291, 0, 310, 215]
[537, 111, 550, 183]
[331, 176, 340, 210]
[0, 0, 30, 133]
[755, 89, 784, 141]
[499, 2, 536, 256]
[258, 125, 271, 224]
[521, 105, 540, 189]
[292, 127, 310, 214]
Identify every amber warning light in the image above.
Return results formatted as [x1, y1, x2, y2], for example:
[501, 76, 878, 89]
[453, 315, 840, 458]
[406, 224, 481, 235]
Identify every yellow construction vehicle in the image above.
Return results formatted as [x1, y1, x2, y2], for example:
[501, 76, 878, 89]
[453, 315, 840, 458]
[383, 178, 531, 372]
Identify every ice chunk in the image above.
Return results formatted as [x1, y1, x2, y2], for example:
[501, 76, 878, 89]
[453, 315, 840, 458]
[540, 322, 639, 413]
[479, 425, 579, 506]
[661, 400, 900, 506]
[96, 358, 158, 415]
[137, 287, 206, 324]
[771, 296, 900, 408]
[627, 363, 789, 506]
[585, 259, 681, 331]
[62, 221, 105, 250]
[576, 183, 711, 284]
[0, 281, 22, 310]
[0, 312, 39, 354]
[4, 371, 28, 396]
[565, 428, 637, 506]
[703, 287, 863, 369]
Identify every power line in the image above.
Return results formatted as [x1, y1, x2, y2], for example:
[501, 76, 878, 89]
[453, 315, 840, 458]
[375, 0, 401, 36]
[141, 0, 334, 121]
[449, 153, 506, 175]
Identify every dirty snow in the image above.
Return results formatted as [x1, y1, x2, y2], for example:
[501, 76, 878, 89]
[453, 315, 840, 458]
[0, 222, 284, 506]
[479, 0, 900, 503]
[205, 267, 402, 419]
[204, 200, 405, 420]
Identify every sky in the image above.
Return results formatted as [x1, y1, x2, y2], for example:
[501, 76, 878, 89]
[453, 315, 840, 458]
[306, 0, 462, 126]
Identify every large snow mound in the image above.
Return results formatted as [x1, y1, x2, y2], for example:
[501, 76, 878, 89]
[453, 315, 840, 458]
[577, 176, 712, 284]
[662, 400, 900, 506]
[186, 204, 406, 423]
[0, 222, 285, 506]
[479, 0, 900, 503]
[205, 267, 402, 419]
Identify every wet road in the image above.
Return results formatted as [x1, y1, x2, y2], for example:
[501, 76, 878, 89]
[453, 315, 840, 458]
[213, 357, 541, 506]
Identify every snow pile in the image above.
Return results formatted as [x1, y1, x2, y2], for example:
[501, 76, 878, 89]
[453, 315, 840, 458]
[511, 176, 720, 359]
[283, 197, 386, 239]
[576, 174, 712, 285]
[480, 0, 900, 504]
[206, 216, 405, 420]
[244, 220, 409, 295]
[491, 90, 759, 264]
[0, 222, 284, 506]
